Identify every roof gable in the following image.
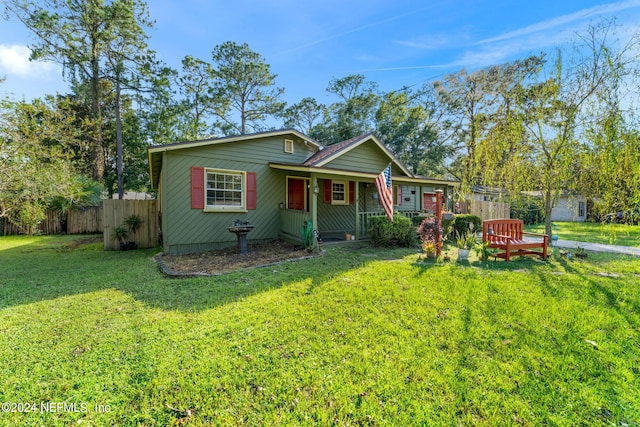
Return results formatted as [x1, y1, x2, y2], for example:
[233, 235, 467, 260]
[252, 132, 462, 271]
[148, 128, 322, 154]
[304, 133, 413, 177]
[148, 129, 322, 189]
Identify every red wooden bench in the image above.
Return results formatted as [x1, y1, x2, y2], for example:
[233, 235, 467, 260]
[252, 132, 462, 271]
[482, 219, 548, 261]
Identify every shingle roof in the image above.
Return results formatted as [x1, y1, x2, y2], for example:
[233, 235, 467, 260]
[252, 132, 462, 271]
[303, 133, 373, 166]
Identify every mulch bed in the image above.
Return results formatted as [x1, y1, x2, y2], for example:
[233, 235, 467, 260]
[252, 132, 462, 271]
[158, 240, 317, 276]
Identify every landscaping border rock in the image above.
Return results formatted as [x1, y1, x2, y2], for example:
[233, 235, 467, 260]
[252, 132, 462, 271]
[152, 251, 324, 278]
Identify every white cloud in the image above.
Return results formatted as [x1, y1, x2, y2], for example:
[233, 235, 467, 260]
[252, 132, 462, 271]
[454, 31, 570, 68]
[0, 44, 58, 78]
[395, 33, 462, 51]
[453, 1, 640, 69]
[475, 0, 640, 45]
[392, 0, 640, 70]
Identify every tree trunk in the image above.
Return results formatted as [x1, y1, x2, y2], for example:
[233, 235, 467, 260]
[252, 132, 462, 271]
[91, 38, 104, 181]
[116, 77, 124, 199]
[544, 188, 553, 241]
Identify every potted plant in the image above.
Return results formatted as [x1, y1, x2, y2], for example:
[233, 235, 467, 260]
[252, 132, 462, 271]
[474, 240, 494, 261]
[122, 214, 143, 250]
[418, 215, 443, 260]
[455, 231, 476, 261]
[111, 215, 144, 251]
[112, 226, 131, 250]
[422, 240, 438, 259]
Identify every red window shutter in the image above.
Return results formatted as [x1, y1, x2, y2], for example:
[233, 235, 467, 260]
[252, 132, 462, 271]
[397, 185, 402, 205]
[349, 181, 355, 204]
[191, 167, 204, 209]
[246, 172, 257, 210]
[324, 179, 332, 203]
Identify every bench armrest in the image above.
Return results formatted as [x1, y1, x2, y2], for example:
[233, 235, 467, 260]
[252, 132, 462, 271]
[522, 231, 548, 238]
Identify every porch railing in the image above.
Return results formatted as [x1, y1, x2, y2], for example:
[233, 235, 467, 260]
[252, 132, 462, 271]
[358, 210, 423, 238]
[279, 208, 311, 243]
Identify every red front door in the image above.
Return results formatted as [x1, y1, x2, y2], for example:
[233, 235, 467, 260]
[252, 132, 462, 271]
[423, 193, 437, 213]
[287, 178, 307, 211]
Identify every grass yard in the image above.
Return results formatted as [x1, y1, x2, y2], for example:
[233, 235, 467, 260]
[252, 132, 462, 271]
[0, 235, 639, 426]
[525, 221, 640, 247]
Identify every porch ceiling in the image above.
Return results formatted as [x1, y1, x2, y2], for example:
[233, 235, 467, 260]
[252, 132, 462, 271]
[269, 162, 458, 186]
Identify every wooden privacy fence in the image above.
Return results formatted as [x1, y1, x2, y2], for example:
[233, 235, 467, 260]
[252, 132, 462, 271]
[2, 210, 62, 235]
[103, 199, 159, 250]
[2, 207, 102, 236]
[68, 206, 103, 234]
[459, 200, 510, 221]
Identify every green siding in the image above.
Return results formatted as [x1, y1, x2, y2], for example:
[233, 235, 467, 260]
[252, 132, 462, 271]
[160, 136, 306, 254]
[362, 184, 422, 212]
[363, 182, 383, 213]
[396, 185, 420, 211]
[187, 135, 316, 165]
[317, 178, 357, 237]
[323, 140, 389, 173]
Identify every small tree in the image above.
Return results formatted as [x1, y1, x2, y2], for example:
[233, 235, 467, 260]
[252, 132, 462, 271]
[0, 98, 83, 234]
[210, 41, 285, 134]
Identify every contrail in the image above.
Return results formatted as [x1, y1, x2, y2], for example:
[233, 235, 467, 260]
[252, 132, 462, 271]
[475, 0, 640, 45]
[272, 6, 429, 57]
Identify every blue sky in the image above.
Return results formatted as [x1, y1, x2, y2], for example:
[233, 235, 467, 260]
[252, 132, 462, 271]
[1, 0, 640, 106]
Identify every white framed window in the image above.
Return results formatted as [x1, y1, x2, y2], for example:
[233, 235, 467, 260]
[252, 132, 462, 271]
[205, 168, 246, 211]
[331, 180, 349, 205]
[284, 139, 294, 153]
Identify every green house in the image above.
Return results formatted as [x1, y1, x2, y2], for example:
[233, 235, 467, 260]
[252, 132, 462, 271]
[148, 129, 457, 255]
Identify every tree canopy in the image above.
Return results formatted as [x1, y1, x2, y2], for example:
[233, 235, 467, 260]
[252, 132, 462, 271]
[0, 98, 85, 232]
[4, 0, 154, 183]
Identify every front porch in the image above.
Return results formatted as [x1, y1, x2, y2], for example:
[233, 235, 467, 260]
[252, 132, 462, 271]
[272, 167, 455, 246]
[279, 207, 423, 244]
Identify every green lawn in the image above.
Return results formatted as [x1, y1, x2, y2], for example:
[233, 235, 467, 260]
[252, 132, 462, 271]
[525, 221, 640, 247]
[0, 235, 639, 426]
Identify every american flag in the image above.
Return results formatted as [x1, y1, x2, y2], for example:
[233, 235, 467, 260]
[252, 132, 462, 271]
[375, 164, 394, 222]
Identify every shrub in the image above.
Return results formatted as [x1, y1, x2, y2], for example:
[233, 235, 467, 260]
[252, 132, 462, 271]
[418, 215, 443, 256]
[368, 214, 417, 247]
[511, 199, 545, 224]
[411, 215, 427, 226]
[451, 214, 481, 238]
[441, 217, 454, 241]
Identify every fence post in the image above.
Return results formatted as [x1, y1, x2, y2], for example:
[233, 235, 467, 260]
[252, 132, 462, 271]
[436, 189, 443, 257]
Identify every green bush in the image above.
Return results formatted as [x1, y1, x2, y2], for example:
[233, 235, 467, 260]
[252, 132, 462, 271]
[511, 199, 545, 224]
[411, 215, 427, 226]
[441, 217, 454, 241]
[368, 214, 417, 247]
[451, 214, 482, 237]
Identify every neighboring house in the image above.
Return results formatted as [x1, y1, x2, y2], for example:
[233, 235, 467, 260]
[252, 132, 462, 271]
[549, 192, 587, 222]
[148, 129, 458, 255]
[111, 191, 153, 200]
[524, 190, 588, 222]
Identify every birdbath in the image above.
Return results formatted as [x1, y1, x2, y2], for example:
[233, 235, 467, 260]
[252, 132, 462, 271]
[227, 220, 255, 254]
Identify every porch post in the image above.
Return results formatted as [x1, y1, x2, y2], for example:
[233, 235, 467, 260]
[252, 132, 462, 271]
[310, 173, 318, 234]
[354, 180, 360, 239]
[435, 189, 443, 257]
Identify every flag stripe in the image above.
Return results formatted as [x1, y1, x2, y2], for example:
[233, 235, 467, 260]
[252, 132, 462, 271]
[375, 164, 394, 222]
